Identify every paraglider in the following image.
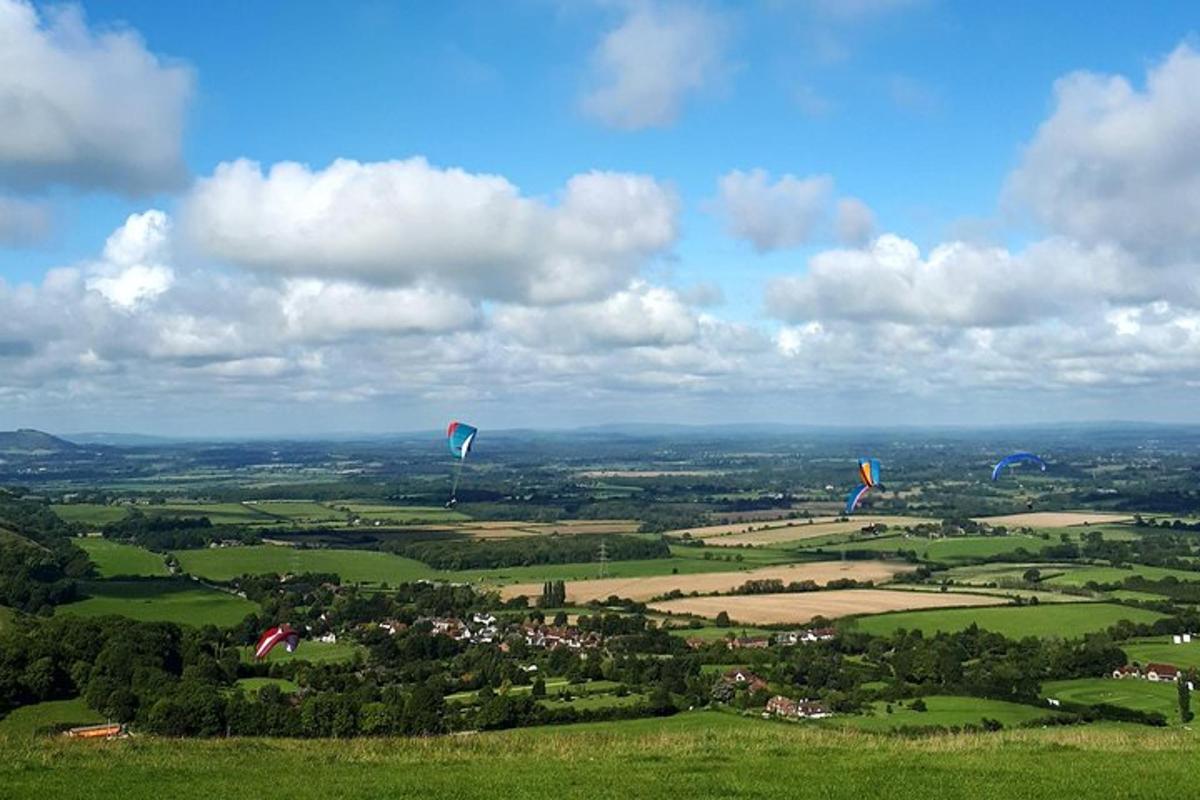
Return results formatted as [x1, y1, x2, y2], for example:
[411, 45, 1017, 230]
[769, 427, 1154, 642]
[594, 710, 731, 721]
[991, 452, 1047, 481]
[446, 421, 478, 507]
[254, 624, 299, 660]
[845, 458, 883, 514]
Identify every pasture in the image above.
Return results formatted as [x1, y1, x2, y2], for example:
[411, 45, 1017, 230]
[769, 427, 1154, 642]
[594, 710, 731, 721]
[820, 534, 1061, 561]
[1042, 678, 1183, 724]
[848, 602, 1169, 639]
[1122, 638, 1200, 670]
[649, 589, 1004, 626]
[238, 640, 363, 665]
[332, 503, 470, 524]
[0, 698, 103, 738]
[501, 560, 912, 603]
[3, 713, 1200, 799]
[1044, 564, 1200, 588]
[680, 516, 933, 547]
[51, 504, 130, 526]
[76, 537, 169, 578]
[235, 678, 299, 695]
[56, 579, 259, 628]
[175, 546, 433, 585]
[835, 695, 1061, 731]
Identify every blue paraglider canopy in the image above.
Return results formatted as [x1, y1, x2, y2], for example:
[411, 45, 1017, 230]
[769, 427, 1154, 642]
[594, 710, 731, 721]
[991, 452, 1047, 481]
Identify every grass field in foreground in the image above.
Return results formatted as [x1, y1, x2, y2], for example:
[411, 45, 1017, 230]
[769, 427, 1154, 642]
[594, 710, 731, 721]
[0, 698, 103, 738]
[834, 695, 1059, 731]
[3, 712, 1199, 799]
[1042, 678, 1183, 724]
[76, 537, 169, 578]
[56, 579, 259, 627]
[848, 602, 1169, 639]
[1122, 638, 1200, 670]
[238, 640, 363, 665]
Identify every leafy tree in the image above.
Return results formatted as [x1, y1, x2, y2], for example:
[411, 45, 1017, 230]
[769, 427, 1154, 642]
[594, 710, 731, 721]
[1180, 675, 1194, 723]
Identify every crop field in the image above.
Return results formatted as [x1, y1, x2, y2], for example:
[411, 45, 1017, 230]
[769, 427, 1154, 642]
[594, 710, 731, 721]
[501, 560, 913, 603]
[884, 584, 1096, 603]
[834, 695, 1061, 731]
[175, 545, 433, 584]
[76, 537, 169, 578]
[1122, 638, 1200, 669]
[940, 563, 1078, 585]
[848, 602, 1169, 639]
[332, 503, 471, 524]
[51, 504, 130, 526]
[0, 698, 103, 738]
[238, 640, 363, 665]
[456, 519, 641, 538]
[972, 512, 1134, 528]
[4, 712, 1200, 799]
[56, 579, 259, 628]
[1042, 678, 1183, 723]
[649, 588, 1004, 625]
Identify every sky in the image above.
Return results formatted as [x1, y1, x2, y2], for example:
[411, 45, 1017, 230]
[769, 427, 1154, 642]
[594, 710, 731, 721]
[1, 0, 1199, 435]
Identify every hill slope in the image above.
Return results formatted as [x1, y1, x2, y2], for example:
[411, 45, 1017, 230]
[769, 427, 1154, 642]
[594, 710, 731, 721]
[0, 429, 80, 454]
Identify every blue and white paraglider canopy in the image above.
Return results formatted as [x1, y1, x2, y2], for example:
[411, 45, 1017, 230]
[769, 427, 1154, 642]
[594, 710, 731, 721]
[991, 452, 1047, 481]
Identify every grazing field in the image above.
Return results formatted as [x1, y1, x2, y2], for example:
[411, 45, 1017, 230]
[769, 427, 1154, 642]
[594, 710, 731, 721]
[677, 516, 932, 547]
[973, 512, 1134, 528]
[849, 602, 1169, 639]
[820, 534, 1061, 561]
[1122, 638, 1200, 670]
[0, 698, 103, 738]
[4, 712, 1200, 799]
[243, 501, 347, 523]
[175, 546, 433, 584]
[56, 579, 259, 627]
[835, 695, 1061, 731]
[941, 563, 1077, 585]
[649, 589, 1004, 625]
[885, 584, 1095, 604]
[1042, 678, 1182, 724]
[150, 503, 275, 525]
[238, 640, 363, 665]
[662, 624, 776, 640]
[501, 560, 913, 603]
[76, 537, 169, 578]
[51, 504, 130, 526]
[332, 503, 470, 524]
[1043, 564, 1200, 588]
[458, 519, 640, 538]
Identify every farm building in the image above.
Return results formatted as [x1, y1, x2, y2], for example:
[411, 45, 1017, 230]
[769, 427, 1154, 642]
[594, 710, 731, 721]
[765, 695, 831, 720]
[723, 668, 768, 693]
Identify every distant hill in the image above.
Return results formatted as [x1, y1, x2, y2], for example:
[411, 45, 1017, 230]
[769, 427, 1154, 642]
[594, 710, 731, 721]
[0, 429, 81, 454]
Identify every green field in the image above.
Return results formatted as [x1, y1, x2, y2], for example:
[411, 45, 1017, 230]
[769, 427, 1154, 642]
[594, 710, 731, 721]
[57, 579, 259, 627]
[76, 537, 169, 578]
[0, 698, 103, 737]
[51, 504, 130, 526]
[848, 603, 1169, 639]
[151, 503, 276, 525]
[333, 503, 470, 523]
[821, 534, 1060, 562]
[1044, 564, 1200, 588]
[1043, 678, 1183, 724]
[238, 640, 363, 665]
[3, 712, 1199, 799]
[0, 605, 12, 631]
[235, 677, 299, 695]
[446, 679, 622, 704]
[662, 625, 776, 640]
[243, 501, 347, 523]
[1122, 638, 1200, 670]
[175, 546, 433, 584]
[835, 695, 1060, 731]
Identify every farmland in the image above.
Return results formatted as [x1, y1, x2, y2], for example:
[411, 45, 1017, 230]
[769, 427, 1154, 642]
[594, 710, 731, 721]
[500, 560, 912, 603]
[1122, 638, 1200, 670]
[816, 533, 1063, 561]
[2, 713, 1199, 799]
[833, 695, 1062, 731]
[56, 579, 259, 627]
[648, 588, 1005, 625]
[174, 546, 433, 584]
[0, 698, 103, 738]
[971, 512, 1134, 528]
[848, 602, 1170, 639]
[76, 537, 169, 578]
[237, 640, 363, 665]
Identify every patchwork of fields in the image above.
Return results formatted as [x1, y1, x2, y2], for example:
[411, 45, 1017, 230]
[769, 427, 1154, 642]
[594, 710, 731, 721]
[834, 695, 1062, 731]
[56, 579, 259, 627]
[76, 537, 169, 578]
[649, 588, 1005, 625]
[848, 602, 1169, 639]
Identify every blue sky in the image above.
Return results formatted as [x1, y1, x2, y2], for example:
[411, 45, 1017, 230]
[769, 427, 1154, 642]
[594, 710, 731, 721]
[1, 0, 1199, 433]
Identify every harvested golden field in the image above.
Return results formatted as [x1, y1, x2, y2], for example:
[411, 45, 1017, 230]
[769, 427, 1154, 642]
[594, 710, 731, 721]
[499, 560, 911, 603]
[973, 512, 1134, 528]
[649, 588, 1007, 625]
[696, 516, 935, 547]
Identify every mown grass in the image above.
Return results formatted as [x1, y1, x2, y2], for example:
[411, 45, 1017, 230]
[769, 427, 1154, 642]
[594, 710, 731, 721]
[237, 640, 363, 665]
[847, 602, 1168, 639]
[818, 534, 1059, 561]
[56, 579, 258, 628]
[1042, 678, 1183, 724]
[174, 546, 433, 584]
[833, 695, 1060, 731]
[1044, 564, 1200, 588]
[0, 698, 103, 738]
[76, 538, 169, 578]
[2, 712, 1199, 799]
